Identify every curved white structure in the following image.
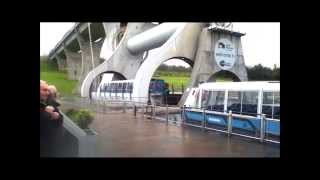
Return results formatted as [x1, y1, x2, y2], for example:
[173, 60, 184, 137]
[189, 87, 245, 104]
[132, 23, 205, 103]
[127, 23, 182, 54]
[100, 23, 122, 60]
[81, 23, 151, 97]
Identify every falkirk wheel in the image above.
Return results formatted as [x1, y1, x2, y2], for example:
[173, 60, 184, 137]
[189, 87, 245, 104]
[80, 22, 248, 106]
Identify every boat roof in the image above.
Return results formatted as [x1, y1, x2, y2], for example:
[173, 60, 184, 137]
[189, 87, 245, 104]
[103, 80, 134, 84]
[199, 81, 280, 91]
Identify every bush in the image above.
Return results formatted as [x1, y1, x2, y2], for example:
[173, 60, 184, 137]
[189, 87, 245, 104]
[65, 109, 94, 129]
[65, 109, 77, 118]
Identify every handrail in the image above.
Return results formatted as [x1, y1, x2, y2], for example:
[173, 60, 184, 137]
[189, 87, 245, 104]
[60, 111, 97, 157]
[61, 111, 86, 137]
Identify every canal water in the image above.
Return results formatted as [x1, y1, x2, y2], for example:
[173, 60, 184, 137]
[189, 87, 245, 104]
[90, 112, 280, 157]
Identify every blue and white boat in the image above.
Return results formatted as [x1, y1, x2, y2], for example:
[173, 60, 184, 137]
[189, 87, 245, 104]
[183, 81, 280, 137]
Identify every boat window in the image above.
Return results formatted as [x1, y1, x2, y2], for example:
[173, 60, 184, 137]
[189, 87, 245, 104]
[122, 83, 126, 93]
[113, 83, 117, 93]
[109, 83, 114, 93]
[262, 91, 271, 118]
[262, 105, 272, 118]
[274, 91, 280, 105]
[242, 91, 258, 116]
[227, 91, 241, 114]
[206, 91, 225, 112]
[116, 83, 121, 93]
[102, 84, 106, 92]
[262, 91, 280, 119]
[128, 83, 133, 93]
[106, 83, 111, 93]
[201, 90, 210, 108]
[273, 91, 280, 119]
[263, 92, 273, 105]
[100, 84, 104, 92]
[273, 106, 280, 119]
[194, 90, 200, 108]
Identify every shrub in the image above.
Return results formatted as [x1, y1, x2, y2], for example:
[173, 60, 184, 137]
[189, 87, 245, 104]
[65, 108, 94, 129]
[65, 109, 77, 118]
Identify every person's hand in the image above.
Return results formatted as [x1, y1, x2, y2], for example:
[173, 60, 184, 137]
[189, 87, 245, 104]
[45, 106, 54, 113]
[51, 112, 60, 120]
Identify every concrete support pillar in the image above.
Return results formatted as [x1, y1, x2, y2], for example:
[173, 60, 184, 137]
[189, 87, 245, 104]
[55, 54, 67, 71]
[76, 31, 104, 92]
[190, 28, 248, 86]
[76, 33, 104, 83]
[64, 48, 82, 81]
[178, 28, 248, 106]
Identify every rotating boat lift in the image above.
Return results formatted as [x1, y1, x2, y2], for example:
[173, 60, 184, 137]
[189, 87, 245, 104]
[80, 22, 248, 106]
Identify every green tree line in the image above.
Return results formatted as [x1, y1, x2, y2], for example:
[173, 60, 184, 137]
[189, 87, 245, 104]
[246, 64, 280, 81]
[157, 63, 280, 81]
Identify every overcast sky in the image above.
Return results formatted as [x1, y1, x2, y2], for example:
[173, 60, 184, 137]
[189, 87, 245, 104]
[40, 22, 280, 68]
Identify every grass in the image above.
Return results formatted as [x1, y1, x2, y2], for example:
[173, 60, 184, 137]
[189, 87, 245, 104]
[153, 76, 190, 92]
[153, 71, 233, 92]
[40, 60, 78, 97]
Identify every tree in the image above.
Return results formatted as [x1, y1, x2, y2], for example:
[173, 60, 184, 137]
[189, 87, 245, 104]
[272, 64, 280, 80]
[246, 64, 277, 81]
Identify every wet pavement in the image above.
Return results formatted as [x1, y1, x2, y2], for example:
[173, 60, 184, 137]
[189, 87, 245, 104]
[90, 112, 280, 157]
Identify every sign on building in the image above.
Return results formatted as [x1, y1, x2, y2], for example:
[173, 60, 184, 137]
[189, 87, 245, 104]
[214, 38, 236, 70]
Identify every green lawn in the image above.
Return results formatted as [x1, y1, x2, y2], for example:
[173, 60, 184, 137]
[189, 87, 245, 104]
[153, 70, 233, 92]
[153, 76, 190, 92]
[40, 60, 78, 97]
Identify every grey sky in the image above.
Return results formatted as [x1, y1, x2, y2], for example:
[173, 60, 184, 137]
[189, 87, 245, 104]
[40, 22, 280, 68]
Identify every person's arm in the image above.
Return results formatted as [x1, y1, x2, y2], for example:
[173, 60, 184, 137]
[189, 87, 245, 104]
[44, 105, 63, 127]
[52, 106, 63, 127]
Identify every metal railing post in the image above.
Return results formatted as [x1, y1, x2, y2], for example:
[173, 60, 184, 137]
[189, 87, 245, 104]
[202, 108, 206, 131]
[166, 104, 169, 124]
[227, 110, 232, 137]
[103, 100, 106, 113]
[260, 114, 266, 142]
[142, 104, 145, 119]
[153, 104, 156, 119]
[134, 103, 137, 117]
[123, 101, 126, 113]
[182, 105, 185, 126]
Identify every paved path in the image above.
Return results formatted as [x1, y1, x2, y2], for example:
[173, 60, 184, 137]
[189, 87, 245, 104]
[90, 112, 280, 157]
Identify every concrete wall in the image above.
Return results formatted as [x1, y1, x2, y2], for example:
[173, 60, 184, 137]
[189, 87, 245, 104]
[178, 28, 248, 106]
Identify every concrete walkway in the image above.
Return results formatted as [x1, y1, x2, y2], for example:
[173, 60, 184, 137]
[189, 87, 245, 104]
[90, 112, 280, 157]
